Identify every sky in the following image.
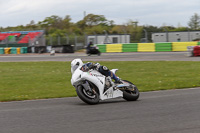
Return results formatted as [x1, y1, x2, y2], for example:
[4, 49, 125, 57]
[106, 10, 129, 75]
[0, 0, 199, 28]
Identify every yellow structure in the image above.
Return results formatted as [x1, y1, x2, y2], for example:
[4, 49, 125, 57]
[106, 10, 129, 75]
[4, 48, 11, 54]
[172, 42, 197, 51]
[138, 43, 155, 52]
[17, 48, 21, 54]
[106, 44, 122, 52]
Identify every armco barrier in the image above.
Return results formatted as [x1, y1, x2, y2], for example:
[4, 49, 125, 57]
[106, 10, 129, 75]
[172, 42, 197, 51]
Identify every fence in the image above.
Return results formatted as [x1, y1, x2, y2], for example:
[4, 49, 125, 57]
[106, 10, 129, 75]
[45, 34, 86, 51]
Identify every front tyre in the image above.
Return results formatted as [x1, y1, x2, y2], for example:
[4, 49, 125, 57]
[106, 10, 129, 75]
[122, 80, 140, 101]
[76, 85, 99, 105]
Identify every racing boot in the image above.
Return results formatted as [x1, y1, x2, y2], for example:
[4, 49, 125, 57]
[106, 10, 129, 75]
[114, 78, 122, 84]
[111, 72, 122, 84]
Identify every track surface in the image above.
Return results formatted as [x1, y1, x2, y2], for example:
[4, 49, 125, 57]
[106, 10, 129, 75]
[1, 52, 200, 133]
[0, 88, 200, 133]
[0, 52, 200, 62]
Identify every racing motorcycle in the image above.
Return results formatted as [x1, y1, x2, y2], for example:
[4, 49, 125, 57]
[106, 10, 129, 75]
[71, 58, 139, 105]
[86, 45, 101, 56]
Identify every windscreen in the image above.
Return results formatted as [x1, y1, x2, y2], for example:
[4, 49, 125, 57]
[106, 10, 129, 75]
[71, 65, 79, 73]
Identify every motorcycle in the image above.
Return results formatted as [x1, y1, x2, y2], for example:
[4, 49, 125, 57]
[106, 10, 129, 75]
[71, 58, 139, 105]
[86, 45, 101, 56]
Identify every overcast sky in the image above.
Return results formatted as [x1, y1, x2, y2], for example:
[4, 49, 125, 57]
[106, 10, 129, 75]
[0, 0, 199, 28]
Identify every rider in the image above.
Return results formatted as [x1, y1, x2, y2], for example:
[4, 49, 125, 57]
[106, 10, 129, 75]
[86, 41, 93, 53]
[83, 62, 122, 84]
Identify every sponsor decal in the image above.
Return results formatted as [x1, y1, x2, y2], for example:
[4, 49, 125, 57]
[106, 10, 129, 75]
[87, 72, 92, 76]
[87, 72, 103, 84]
[91, 74, 104, 77]
[87, 72, 103, 77]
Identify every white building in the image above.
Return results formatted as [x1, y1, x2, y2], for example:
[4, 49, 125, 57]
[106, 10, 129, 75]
[152, 31, 200, 42]
[87, 34, 130, 44]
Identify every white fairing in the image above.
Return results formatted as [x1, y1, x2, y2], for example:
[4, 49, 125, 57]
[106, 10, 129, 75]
[71, 58, 83, 74]
[71, 66, 82, 85]
[71, 61, 123, 100]
[110, 69, 118, 74]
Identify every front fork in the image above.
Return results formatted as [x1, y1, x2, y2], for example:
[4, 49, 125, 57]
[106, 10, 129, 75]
[81, 81, 95, 94]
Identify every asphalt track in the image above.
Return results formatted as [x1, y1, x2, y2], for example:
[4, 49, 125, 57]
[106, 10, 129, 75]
[0, 52, 200, 133]
[0, 88, 200, 133]
[0, 51, 200, 62]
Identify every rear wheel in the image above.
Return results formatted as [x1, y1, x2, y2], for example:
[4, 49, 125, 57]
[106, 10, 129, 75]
[76, 85, 99, 105]
[122, 80, 140, 101]
[97, 51, 101, 56]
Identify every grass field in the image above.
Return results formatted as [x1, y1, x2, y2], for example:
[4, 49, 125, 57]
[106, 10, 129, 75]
[0, 61, 200, 101]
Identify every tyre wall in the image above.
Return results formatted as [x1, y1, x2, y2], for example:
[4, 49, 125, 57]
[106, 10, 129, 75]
[0, 47, 28, 54]
[97, 42, 200, 53]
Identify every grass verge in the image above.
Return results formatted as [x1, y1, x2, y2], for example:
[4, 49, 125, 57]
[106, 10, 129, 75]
[0, 61, 200, 101]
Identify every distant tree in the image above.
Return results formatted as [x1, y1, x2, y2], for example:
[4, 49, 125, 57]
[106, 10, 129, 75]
[142, 25, 162, 42]
[38, 15, 63, 29]
[76, 13, 114, 34]
[188, 13, 200, 30]
[160, 26, 175, 31]
[62, 15, 72, 29]
[84, 14, 108, 26]
[77, 14, 110, 28]
[26, 20, 37, 30]
[108, 20, 115, 27]
[170, 27, 188, 31]
[86, 25, 110, 34]
[123, 20, 142, 42]
[111, 25, 124, 34]
[76, 20, 87, 31]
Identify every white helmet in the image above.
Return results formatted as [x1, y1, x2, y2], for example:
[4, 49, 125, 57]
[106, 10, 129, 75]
[71, 58, 83, 74]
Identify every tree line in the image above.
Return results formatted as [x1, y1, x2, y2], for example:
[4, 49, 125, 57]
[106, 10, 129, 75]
[0, 13, 200, 42]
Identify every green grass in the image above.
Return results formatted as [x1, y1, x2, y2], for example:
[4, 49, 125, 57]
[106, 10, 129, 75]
[0, 61, 200, 101]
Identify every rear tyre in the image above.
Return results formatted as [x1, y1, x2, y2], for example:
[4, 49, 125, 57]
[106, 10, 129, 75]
[98, 51, 101, 56]
[76, 85, 99, 105]
[122, 80, 140, 101]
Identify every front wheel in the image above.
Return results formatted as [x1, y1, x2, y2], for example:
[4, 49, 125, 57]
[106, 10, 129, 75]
[188, 51, 194, 57]
[76, 85, 99, 105]
[122, 80, 140, 101]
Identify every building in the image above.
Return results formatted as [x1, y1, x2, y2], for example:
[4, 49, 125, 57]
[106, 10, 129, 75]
[87, 34, 130, 44]
[152, 31, 200, 42]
